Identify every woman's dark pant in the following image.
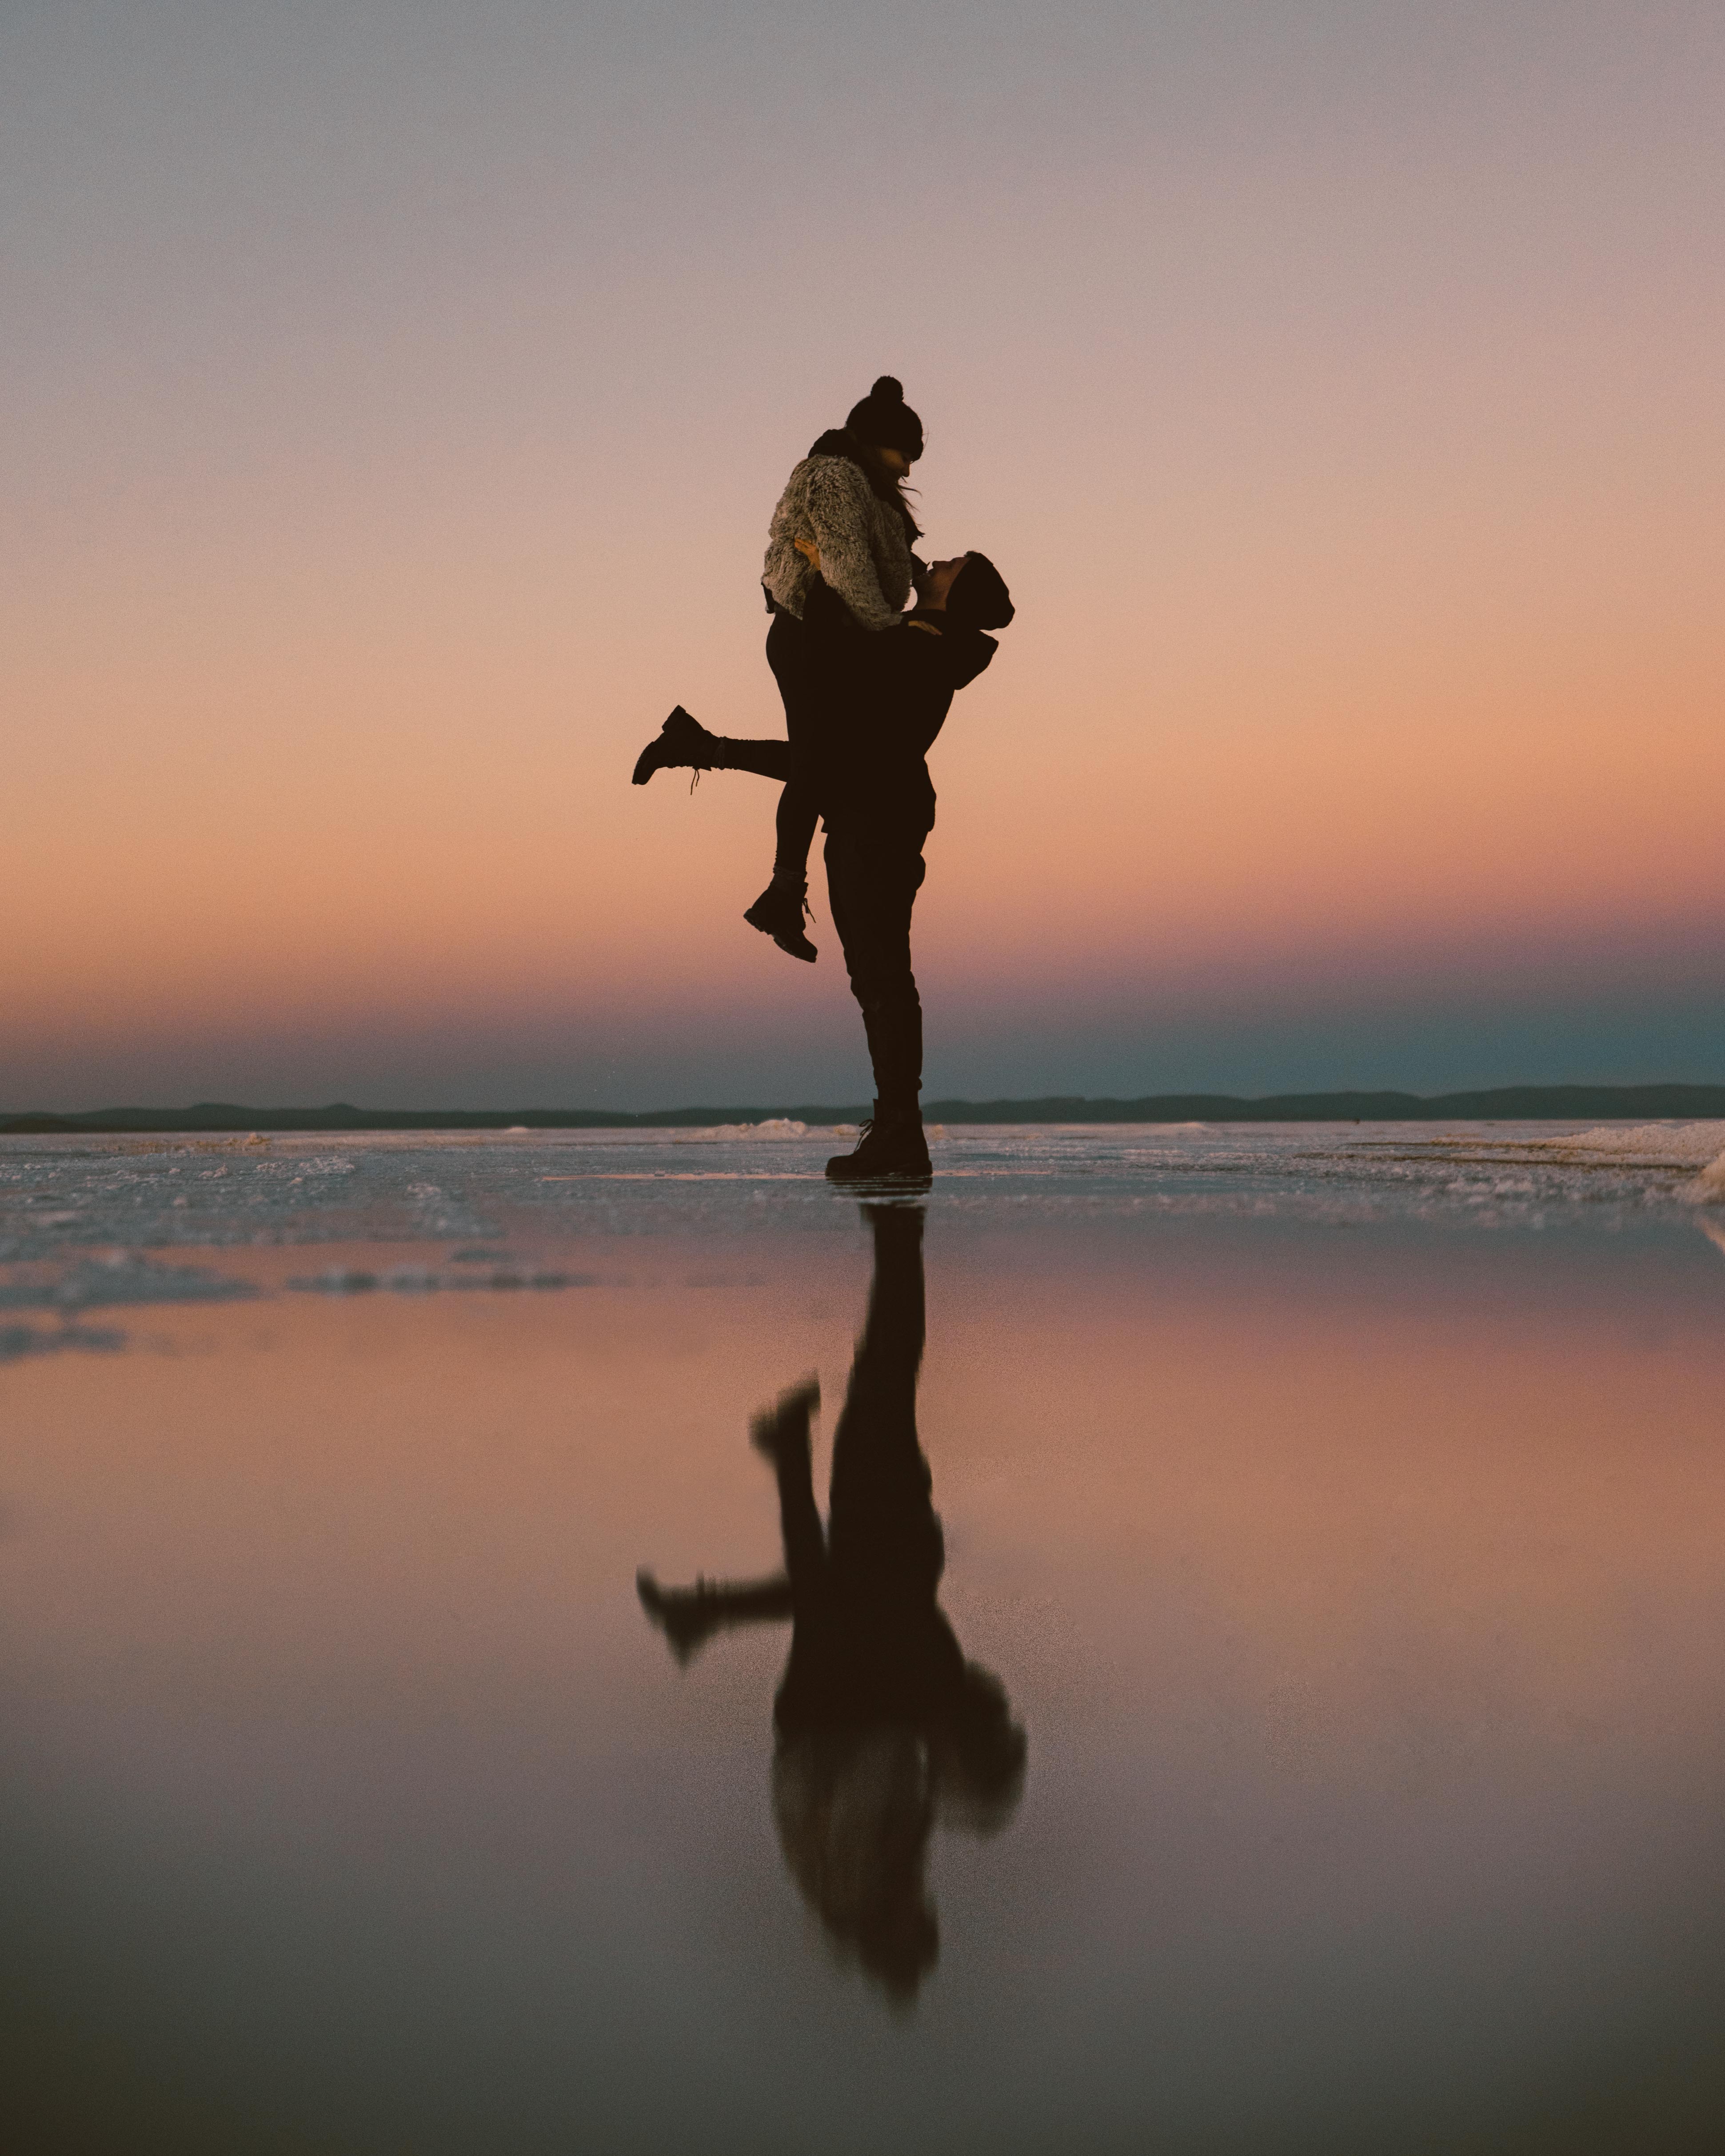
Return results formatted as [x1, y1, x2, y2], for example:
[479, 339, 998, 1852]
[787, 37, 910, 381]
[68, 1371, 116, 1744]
[823, 827, 927, 1114]
[765, 612, 823, 879]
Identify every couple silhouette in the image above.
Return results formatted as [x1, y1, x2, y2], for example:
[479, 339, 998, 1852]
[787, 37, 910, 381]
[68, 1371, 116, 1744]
[637, 1204, 1026, 2004]
[632, 375, 1014, 1186]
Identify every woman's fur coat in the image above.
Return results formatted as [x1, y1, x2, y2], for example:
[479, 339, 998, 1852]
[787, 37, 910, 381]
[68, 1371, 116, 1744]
[762, 455, 914, 632]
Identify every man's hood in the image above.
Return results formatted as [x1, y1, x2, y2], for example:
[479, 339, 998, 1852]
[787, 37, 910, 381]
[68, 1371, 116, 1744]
[942, 626, 997, 693]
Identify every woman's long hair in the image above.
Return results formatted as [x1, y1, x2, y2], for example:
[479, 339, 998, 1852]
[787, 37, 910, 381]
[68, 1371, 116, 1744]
[808, 427, 922, 544]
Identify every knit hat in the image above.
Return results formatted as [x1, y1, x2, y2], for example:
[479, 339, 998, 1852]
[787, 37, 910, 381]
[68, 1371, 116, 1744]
[946, 552, 1014, 631]
[845, 375, 924, 459]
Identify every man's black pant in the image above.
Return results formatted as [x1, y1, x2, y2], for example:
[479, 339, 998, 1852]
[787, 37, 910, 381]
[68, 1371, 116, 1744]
[823, 825, 927, 1115]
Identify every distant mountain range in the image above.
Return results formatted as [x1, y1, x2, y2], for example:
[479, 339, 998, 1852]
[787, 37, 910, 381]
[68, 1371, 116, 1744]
[4, 1085, 1724, 1134]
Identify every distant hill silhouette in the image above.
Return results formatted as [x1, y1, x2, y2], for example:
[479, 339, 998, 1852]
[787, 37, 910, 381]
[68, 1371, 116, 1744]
[4, 1085, 1724, 1134]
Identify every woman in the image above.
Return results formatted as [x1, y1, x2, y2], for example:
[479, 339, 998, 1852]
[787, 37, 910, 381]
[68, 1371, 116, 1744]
[631, 375, 927, 960]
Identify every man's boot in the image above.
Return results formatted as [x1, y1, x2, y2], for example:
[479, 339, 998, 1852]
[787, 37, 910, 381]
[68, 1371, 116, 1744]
[826, 1102, 932, 1184]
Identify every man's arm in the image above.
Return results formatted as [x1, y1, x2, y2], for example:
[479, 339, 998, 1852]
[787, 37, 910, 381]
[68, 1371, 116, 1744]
[804, 568, 994, 696]
[799, 571, 870, 640]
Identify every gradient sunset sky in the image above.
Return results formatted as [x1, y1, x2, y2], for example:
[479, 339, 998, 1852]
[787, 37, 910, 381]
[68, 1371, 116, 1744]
[5, 0, 1721, 1110]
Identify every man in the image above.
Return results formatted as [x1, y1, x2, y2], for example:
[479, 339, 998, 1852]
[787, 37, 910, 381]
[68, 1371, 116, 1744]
[802, 547, 1014, 1182]
[636, 1200, 1027, 1999]
[629, 549, 1013, 1183]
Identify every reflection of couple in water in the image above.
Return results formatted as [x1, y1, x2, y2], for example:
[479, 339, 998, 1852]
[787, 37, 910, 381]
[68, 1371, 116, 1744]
[638, 1204, 1026, 2004]
[632, 375, 1014, 1186]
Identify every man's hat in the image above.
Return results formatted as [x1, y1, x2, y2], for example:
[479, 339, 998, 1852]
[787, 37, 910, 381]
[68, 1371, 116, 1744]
[946, 553, 1014, 630]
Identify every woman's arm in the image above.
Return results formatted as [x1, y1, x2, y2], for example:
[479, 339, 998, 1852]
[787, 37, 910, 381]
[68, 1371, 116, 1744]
[802, 459, 905, 632]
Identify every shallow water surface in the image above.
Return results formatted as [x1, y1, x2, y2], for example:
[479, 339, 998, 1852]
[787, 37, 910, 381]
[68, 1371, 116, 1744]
[3, 1126, 1724, 2152]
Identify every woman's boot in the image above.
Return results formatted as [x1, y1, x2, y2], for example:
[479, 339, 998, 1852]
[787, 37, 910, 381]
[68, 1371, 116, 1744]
[632, 705, 721, 785]
[743, 873, 818, 962]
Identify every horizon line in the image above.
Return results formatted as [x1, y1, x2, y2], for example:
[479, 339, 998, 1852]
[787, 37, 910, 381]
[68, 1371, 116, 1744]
[6, 1081, 1725, 1135]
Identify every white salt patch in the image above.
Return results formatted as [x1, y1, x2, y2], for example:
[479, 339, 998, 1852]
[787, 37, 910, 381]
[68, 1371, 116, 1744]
[1527, 1121, 1725, 1164]
[1683, 1144, 1725, 1205]
[672, 1119, 811, 1141]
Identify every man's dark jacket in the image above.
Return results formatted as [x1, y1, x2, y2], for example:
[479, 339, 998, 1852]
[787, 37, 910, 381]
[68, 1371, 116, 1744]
[800, 577, 997, 840]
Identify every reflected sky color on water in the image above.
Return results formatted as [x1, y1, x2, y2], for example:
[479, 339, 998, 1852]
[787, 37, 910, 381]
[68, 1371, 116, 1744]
[3, 1128, 1725, 2151]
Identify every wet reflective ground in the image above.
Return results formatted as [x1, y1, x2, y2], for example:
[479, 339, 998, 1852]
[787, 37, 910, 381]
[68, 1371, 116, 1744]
[3, 1127, 1725, 2152]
